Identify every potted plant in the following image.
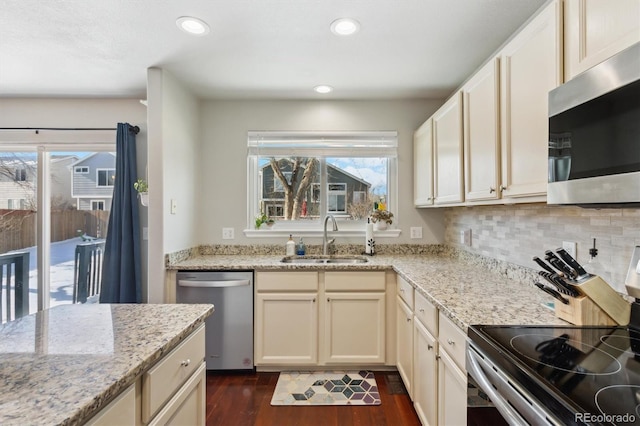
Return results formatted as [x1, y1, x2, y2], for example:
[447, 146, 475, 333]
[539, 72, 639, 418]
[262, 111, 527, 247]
[255, 212, 275, 229]
[370, 209, 393, 231]
[134, 179, 149, 207]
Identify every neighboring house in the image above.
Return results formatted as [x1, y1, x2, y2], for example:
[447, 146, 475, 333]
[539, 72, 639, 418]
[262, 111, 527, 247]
[0, 156, 36, 209]
[0, 154, 91, 211]
[70, 152, 116, 211]
[50, 155, 78, 209]
[261, 160, 371, 219]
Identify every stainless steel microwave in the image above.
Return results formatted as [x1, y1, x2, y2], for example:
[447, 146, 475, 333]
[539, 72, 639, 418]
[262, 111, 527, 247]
[547, 42, 640, 207]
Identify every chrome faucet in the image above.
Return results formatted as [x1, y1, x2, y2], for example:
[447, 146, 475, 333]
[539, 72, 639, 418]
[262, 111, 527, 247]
[323, 215, 338, 255]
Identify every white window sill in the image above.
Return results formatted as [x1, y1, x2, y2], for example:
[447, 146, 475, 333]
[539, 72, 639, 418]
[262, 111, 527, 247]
[244, 229, 401, 238]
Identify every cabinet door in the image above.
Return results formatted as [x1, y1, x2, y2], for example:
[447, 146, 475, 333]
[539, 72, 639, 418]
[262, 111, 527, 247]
[148, 362, 206, 426]
[87, 381, 139, 426]
[414, 318, 438, 426]
[414, 118, 434, 207]
[565, 0, 640, 80]
[433, 92, 464, 205]
[437, 349, 467, 426]
[500, 0, 562, 198]
[323, 292, 386, 364]
[463, 58, 501, 202]
[396, 296, 413, 397]
[255, 293, 318, 365]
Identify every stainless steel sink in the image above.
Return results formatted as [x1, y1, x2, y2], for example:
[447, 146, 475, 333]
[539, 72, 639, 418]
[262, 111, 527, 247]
[280, 256, 369, 264]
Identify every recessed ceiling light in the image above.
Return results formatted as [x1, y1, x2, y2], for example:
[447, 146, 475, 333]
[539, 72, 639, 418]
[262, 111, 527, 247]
[176, 16, 210, 36]
[314, 85, 334, 94]
[330, 18, 360, 36]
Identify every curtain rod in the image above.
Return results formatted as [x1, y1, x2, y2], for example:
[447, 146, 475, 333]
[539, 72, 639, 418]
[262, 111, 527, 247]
[0, 126, 140, 134]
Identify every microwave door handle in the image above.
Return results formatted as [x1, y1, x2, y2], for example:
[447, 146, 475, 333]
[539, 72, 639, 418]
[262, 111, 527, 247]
[178, 279, 250, 288]
[466, 349, 529, 426]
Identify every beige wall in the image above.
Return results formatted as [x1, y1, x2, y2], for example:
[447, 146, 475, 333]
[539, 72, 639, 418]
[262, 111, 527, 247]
[197, 99, 446, 247]
[444, 203, 640, 293]
[147, 68, 201, 303]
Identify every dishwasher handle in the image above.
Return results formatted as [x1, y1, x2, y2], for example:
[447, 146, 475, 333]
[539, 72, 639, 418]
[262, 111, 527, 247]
[178, 279, 251, 288]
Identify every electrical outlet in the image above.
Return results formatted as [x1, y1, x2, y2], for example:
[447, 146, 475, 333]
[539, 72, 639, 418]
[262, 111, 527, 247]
[562, 241, 577, 259]
[410, 227, 423, 239]
[170, 199, 177, 215]
[222, 227, 235, 240]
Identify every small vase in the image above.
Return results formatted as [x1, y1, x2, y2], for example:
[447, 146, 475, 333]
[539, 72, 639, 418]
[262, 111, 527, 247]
[374, 221, 388, 231]
[138, 192, 149, 207]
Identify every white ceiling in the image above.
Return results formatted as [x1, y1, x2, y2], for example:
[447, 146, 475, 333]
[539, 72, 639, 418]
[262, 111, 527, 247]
[0, 0, 547, 100]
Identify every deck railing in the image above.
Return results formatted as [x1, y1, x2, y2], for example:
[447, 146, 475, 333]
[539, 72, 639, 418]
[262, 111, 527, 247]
[0, 251, 30, 323]
[73, 240, 105, 304]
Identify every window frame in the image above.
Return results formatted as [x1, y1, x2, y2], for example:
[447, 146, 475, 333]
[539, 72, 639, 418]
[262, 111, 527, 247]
[74, 166, 89, 174]
[246, 131, 399, 237]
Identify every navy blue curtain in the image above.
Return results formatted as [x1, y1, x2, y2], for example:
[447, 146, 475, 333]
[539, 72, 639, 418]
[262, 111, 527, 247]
[100, 123, 142, 303]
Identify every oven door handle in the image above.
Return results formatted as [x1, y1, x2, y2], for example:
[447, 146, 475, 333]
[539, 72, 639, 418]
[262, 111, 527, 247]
[466, 348, 527, 426]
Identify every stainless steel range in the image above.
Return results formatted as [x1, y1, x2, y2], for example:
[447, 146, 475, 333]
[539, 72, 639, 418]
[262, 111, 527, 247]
[467, 248, 640, 425]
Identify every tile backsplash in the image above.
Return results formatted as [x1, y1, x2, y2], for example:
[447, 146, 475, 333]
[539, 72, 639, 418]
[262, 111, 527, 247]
[444, 203, 640, 293]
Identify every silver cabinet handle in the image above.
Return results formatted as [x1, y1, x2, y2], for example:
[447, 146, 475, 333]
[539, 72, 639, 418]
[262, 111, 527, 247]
[499, 185, 507, 192]
[418, 308, 425, 313]
[427, 344, 433, 351]
[489, 187, 496, 193]
[435, 354, 441, 360]
[180, 359, 191, 367]
[406, 317, 412, 323]
[312, 298, 316, 303]
[447, 339, 455, 345]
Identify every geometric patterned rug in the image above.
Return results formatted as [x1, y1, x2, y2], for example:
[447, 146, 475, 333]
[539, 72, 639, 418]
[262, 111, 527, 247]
[270, 371, 381, 406]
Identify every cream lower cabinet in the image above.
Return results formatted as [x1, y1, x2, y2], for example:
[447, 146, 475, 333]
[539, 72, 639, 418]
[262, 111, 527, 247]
[564, 0, 640, 81]
[397, 277, 468, 426]
[255, 271, 319, 365]
[324, 292, 386, 364]
[88, 325, 206, 426]
[255, 270, 386, 367]
[396, 295, 414, 397]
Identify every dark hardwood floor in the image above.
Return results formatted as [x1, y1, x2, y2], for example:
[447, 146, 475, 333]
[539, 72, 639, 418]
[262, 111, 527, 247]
[205, 371, 420, 426]
[205, 371, 508, 426]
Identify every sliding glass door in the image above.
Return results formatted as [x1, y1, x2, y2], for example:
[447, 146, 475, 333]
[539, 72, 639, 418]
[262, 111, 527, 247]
[0, 142, 115, 323]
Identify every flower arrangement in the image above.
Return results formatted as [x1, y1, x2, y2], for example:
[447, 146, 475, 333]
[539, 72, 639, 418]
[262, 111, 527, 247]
[370, 209, 394, 225]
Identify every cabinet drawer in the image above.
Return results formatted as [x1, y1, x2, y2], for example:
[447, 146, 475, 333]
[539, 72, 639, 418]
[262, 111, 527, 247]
[256, 271, 318, 291]
[414, 291, 437, 336]
[142, 325, 205, 423]
[397, 276, 414, 309]
[438, 312, 467, 372]
[325, 271, 385, 291]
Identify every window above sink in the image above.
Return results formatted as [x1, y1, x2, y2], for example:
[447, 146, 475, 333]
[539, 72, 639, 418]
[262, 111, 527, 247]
[245, 131, 400, 237]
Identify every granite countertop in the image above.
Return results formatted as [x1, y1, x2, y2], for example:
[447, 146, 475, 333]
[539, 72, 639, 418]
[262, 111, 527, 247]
[0, 303, 213, 426]
[170, 252, 564, 331]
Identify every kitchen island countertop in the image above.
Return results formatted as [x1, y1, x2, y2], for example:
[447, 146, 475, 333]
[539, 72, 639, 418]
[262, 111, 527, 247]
[169, 253, 565, 331]
[0, 303, 213, 426]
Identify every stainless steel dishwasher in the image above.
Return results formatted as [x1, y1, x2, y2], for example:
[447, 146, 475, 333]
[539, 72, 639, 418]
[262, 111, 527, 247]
[176, 270, 254, 371]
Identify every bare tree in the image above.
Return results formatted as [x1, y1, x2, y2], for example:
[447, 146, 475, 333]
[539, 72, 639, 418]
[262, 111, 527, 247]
[270, 157, 318, 220]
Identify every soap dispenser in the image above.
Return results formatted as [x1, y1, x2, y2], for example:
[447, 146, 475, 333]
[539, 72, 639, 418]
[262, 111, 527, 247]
[286, 234, 295, 256]
[296, 238, 306, 256]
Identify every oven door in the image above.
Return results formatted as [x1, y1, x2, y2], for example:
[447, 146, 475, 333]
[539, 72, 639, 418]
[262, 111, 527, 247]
[467, 343, 564, 426]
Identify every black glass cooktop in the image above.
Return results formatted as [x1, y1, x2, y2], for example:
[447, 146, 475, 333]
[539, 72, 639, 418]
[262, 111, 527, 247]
[468, 325, 640, 425]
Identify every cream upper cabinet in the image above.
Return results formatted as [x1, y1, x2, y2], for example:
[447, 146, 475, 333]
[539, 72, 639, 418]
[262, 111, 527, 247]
[565, 0, 640, 81]
[499, 0, 562, 199]
[433, 91, 464, 205]
[463, 58, 501, 202]
[414, 118, 434, 207]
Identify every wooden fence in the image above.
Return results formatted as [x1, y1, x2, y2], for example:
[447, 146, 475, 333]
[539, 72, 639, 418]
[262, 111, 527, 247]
[0, 209, 109, 254]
